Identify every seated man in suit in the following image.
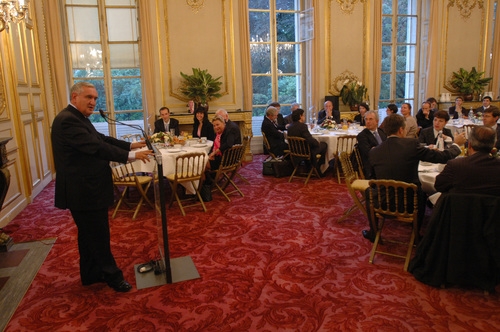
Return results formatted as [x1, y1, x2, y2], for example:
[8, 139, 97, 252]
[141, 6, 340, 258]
[435, 126, 500, 196]
[153, 106, 180, 135]
[287, 108, 328, 175]
[415, 101, 434, 129]
[362, 114, 466, 242]
[317, 100, 341, 125]
[268, 102, 287, 130]
[356, 110, 387, 179]
[283, 102, 300, 128]
[418, 110, 454, 149]
[261, 106, 288, 157]
[481, 107, 500, 150]
[475, 96, 499, 115]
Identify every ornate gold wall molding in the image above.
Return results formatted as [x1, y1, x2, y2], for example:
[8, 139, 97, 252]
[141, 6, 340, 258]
[330, 70, 361, 95]
[335, 0, 367, 15]
[186, 0, 204, 13]
[448, 0, 484, 20]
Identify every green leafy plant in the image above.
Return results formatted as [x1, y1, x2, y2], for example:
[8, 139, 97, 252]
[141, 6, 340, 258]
[179, 68, 222, 104]
[339, 80, 367, 107]
[449, 67, 492, 95]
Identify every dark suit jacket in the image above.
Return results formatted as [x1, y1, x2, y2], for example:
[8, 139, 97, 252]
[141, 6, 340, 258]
[287, 121, 327, 167]
[287, 121, 319, 150]
[153, 118, 180, 135]
[317, 109, 341, 125]
[369, 136, 461, 185]
[415, 109, 434, 129]
[356, 128, 387, 179]
[261, 116, 288, 156]
[51, 105, 131, 211]
[418, 127, 454, 146]
[209, 120, 242, 170]
[218, 120, 241, 154]
[496, 126, 500, 150]
[475, 105, 500, 115]
[435, 152, 500, 195]
[448, 106, 466, 119]
[192, 119, 215, 141]
[354, 113, 366, 126]
[276, 113, 286, 131]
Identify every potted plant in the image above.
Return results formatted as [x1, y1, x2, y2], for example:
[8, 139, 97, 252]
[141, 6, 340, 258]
[449, 67, 492, 101]
[339, 79, 367, 111]
[179, 68, 222, 110]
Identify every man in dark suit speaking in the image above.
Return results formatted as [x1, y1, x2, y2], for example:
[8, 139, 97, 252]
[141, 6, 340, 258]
[362, 114, 466, 242]
[153, 106, 180, 135]
[51, 82, 152, 292]
[418, 110, 454, 149]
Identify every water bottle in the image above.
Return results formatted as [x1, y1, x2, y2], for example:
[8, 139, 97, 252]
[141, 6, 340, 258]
[468, 107, 474, 123]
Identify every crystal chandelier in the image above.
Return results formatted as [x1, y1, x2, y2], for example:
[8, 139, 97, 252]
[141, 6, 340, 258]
[0, 0, 29, 32]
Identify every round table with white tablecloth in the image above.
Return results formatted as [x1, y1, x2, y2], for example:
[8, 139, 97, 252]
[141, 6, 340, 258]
[311, 128, 363, 172]
[132, 141, 213, 194]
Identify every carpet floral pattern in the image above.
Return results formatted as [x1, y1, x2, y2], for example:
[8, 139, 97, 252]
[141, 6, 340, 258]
[3, 155, 499, 331]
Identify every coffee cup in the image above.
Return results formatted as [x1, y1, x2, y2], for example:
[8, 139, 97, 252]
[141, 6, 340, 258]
[201, 137, 207, 144]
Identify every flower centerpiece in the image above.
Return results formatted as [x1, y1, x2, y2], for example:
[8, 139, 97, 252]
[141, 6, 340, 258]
[339, 79, 367, 109]
[149, 132, 173, 145]
[320, 118, 337, 130]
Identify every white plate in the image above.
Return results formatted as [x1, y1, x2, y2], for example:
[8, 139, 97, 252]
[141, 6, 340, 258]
[192, 143, 207, 147]
[167, 149, 181, 153]
[311, 132, 324, 135]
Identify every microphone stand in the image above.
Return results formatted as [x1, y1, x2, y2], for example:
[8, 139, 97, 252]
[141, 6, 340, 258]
[99, 109, 174, 284]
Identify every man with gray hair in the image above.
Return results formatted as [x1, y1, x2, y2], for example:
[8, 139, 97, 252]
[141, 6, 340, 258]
[356, 110, 387, 179]
[261, 106, 288, 157]
[215, 108, 242, 145]
[435, 126, 500, 195]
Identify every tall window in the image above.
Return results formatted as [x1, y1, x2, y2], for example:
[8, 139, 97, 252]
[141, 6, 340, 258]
[249, 0, 304, 118]
[379, 0, 418, 111]
[64, 0, 143, 138]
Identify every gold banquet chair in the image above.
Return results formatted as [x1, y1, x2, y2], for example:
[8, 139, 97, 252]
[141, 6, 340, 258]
[262, 131, 289, 160]
[212, 144, 246, 201]
[287, 136, 321, 185]
[333, 135, 357, 183]
[235, 134, 252, 184]
[167, 152, 208, 216]
[111, 162, 155, 220]
[367, 179, 419, 271]
[338, 152, 370, 222]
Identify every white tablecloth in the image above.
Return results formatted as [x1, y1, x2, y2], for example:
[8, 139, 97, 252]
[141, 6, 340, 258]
[311, 129, 362, 172]
[418, 161, 445, 204]
[132, 141, 213, 194]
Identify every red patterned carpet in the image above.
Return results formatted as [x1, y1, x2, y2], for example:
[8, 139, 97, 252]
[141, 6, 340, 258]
[3, 155, 500, 331]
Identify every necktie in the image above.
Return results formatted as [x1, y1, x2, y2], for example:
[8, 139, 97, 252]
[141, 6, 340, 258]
[436, 131, 444, 151]
[373, 130, 382, 145]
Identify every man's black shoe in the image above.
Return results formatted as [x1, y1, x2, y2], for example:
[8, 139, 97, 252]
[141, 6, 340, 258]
[108, 280, 132, 292]
[362, 230, 375, 243]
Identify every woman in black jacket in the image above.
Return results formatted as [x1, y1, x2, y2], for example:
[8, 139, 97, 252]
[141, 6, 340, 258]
[192, 108, 215, 141]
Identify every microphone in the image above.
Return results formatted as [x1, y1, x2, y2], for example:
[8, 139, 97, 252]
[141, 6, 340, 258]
[99, 109, 154, 151]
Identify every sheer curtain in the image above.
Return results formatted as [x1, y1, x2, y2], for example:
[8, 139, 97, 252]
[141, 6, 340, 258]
[371, 0, 382, 109]
[423, 0, 440, 98]
[43, 0, 70, 112]
[238, 0, 253, 111]
[137, 1, 156, 128]
[490, 5, 500, 100]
